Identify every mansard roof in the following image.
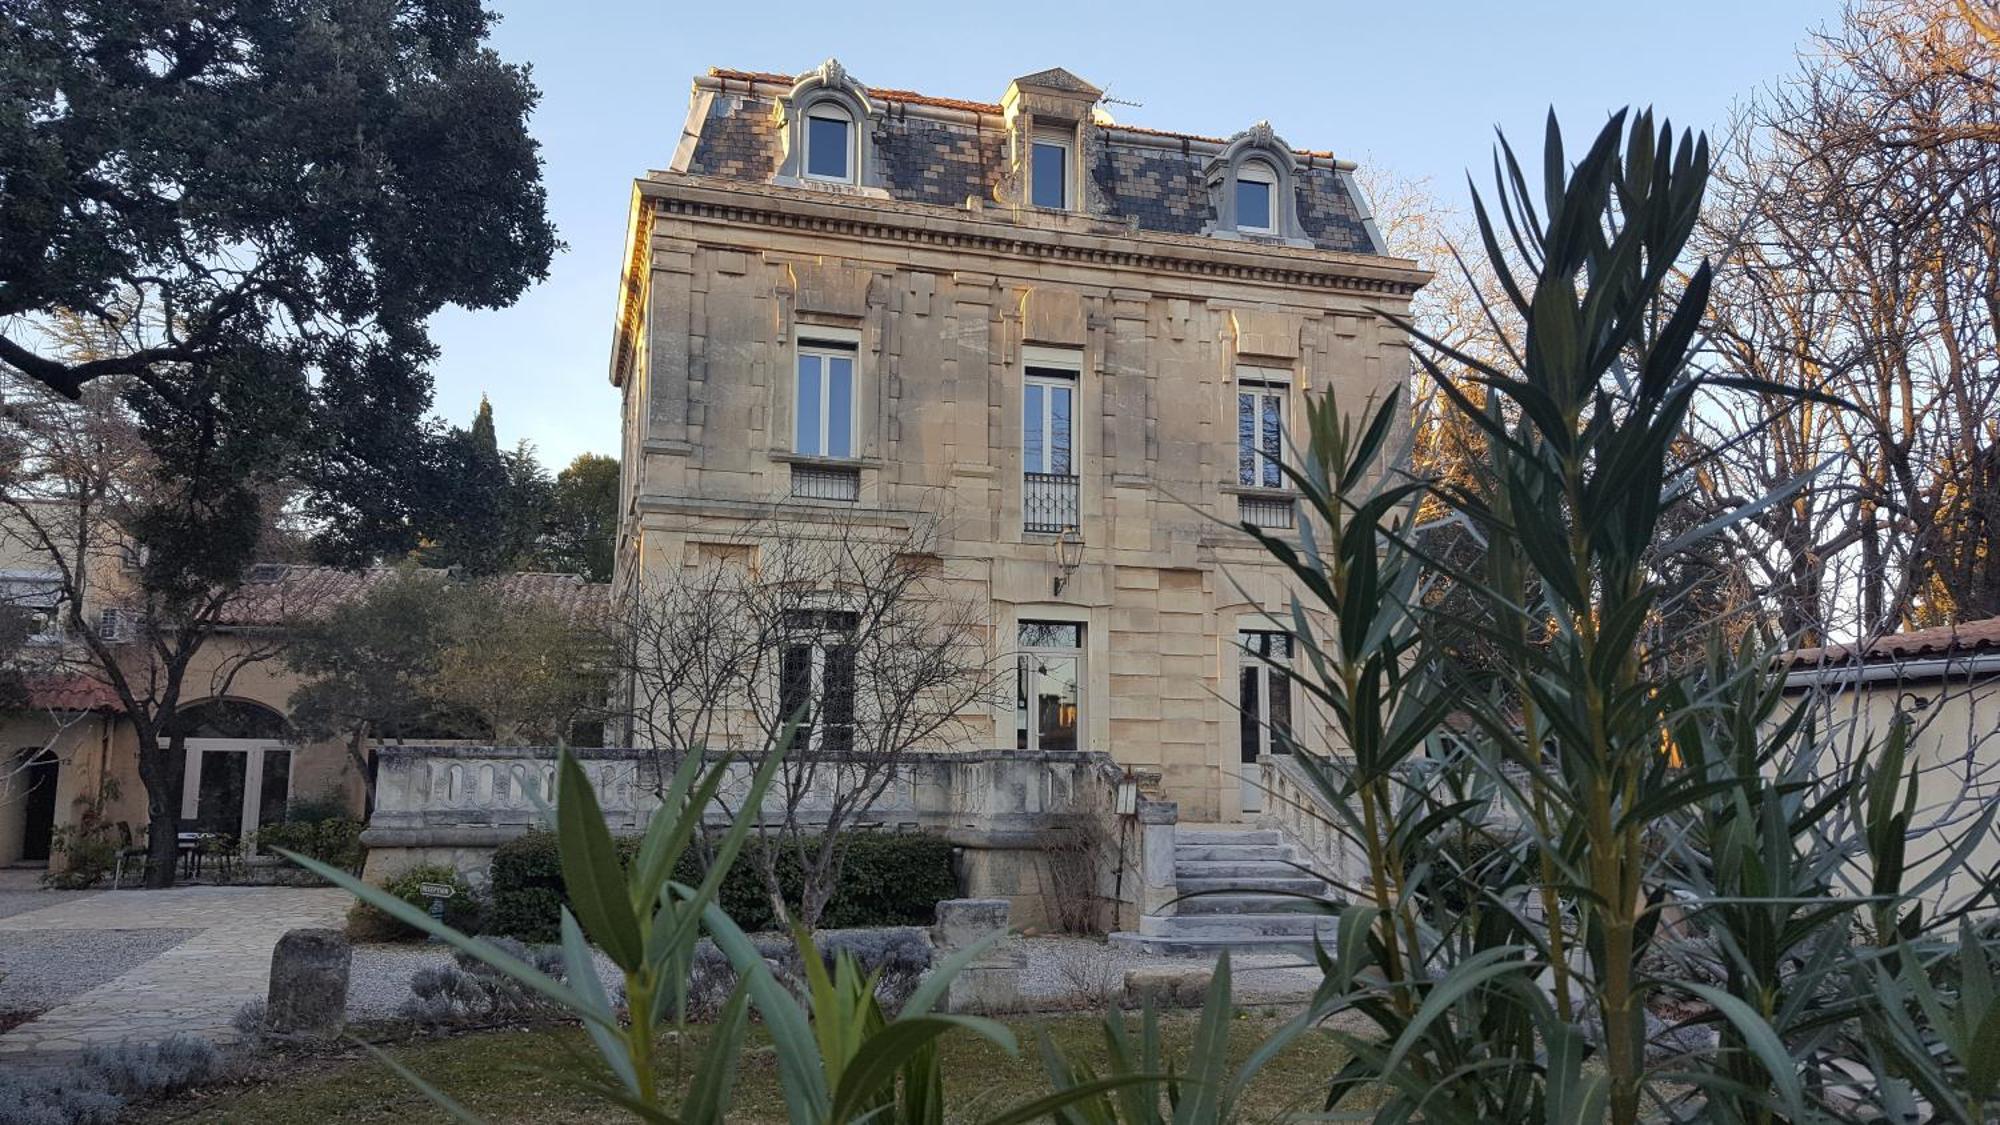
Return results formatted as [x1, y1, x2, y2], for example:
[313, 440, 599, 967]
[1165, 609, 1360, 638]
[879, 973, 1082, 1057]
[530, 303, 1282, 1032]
[681, 66, 1382, 256]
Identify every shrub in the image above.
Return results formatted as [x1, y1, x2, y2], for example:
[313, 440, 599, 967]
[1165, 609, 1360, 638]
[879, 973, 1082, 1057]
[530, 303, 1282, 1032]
[685, 927, 933, 1020]
[43, 822, 117, 890]
[0, 1034, 222, 1125]
[257, 817, 366, 877]
[345, 864, 478, 942]
[82, 1035, 222, 1095]
[485, 829, 957, 942]
[399, 938, 568, 1025]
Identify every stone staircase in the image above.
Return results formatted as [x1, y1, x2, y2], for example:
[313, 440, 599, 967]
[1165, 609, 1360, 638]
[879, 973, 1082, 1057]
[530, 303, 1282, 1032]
[1109, 827, 1339, 957]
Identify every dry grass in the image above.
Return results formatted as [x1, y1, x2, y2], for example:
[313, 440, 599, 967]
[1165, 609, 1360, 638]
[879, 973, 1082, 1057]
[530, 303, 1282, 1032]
[150, 1012, 1352, 1123]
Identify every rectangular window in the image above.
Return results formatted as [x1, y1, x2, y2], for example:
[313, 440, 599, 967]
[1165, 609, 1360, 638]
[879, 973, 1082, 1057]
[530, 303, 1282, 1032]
[1024, 365, 1078, 533]
[795, 344, 856, 459]
[1016, 621, 1082, 753]
[1236, 172, 1274, 232]
[806, 113, 852, 181]
[779, 609, 858, 753]
[1032, 139, 1069, 210]
[1237, 369, 1287, 488]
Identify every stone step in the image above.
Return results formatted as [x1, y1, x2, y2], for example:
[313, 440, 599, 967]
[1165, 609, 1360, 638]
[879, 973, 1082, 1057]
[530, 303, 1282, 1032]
[1175, 828, 1283, 846]
[1176, 892, 1329, 915]
[1140, 912, 1338, 939]
[1174, 860, 1312, 880]
[1107, 930, 1328, 959]
[1174, 875, 1328, 897]
[1172, 844, 1297, 864]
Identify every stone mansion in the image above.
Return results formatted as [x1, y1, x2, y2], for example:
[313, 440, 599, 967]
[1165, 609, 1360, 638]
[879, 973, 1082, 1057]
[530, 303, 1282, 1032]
[607, 62, 1427, 823]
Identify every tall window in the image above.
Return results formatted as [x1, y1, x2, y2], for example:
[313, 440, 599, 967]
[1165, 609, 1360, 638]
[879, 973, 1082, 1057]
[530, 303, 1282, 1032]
[1024, 366, 1078, 533]
[1237, 367, 1288, 488]
[1238, 631, 1294, 764]
[1235, 161, 1275, 233]
[1031, 138, 1070, 210]
[1016, 621, 1081, 753]
[778, 608, 857, 753]
[1024, 369, 1075, 477]
[804, 106, 854, 182]
[795, 343, 856, 459]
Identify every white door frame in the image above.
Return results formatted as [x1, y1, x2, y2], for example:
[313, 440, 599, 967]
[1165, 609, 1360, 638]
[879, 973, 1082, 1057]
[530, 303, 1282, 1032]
[180, 737, 290, 844]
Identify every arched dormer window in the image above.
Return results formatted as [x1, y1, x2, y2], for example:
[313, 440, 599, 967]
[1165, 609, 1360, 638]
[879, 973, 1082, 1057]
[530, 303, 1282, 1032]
[773, 59, 886, 195]
[1235, 158, 1278, 234]
[802, 100, 856, 182]
[1204, 123, 1310, 245]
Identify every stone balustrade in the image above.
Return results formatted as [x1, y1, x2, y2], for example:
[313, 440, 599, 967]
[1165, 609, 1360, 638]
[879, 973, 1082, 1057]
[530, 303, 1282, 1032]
[1257, 754, 1365, 890]
[360, 744, 1176, 930]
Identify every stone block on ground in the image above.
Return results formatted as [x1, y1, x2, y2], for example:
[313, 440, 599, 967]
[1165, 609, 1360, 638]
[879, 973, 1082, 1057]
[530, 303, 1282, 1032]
[265, 927, 351, 1039]
[933, 898, 1022, 1014]
[1123, 965, 1213, 1009]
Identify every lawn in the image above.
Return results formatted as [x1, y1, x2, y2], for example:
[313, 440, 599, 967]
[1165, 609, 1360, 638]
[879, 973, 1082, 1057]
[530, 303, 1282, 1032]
[157, 1012, 1352, 1123]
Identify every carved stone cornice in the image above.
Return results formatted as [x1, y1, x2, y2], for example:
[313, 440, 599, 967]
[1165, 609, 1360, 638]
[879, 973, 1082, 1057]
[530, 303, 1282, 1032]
[640, 174, 1426, 290]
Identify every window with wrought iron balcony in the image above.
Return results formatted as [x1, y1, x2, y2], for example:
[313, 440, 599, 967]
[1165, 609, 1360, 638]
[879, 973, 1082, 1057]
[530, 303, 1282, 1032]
[1023, 365, 1079, 534]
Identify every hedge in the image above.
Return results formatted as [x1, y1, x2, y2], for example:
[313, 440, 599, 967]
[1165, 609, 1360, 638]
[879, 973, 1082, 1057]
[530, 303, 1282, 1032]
[486, 830, 959, 942]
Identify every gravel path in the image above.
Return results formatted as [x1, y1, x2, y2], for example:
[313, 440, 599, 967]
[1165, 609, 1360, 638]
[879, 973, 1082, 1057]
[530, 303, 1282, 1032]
[0, 928, 200, 1012]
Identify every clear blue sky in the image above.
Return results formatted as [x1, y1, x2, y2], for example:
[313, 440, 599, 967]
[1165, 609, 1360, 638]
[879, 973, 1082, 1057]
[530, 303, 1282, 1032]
[430, 0, 1838, 467]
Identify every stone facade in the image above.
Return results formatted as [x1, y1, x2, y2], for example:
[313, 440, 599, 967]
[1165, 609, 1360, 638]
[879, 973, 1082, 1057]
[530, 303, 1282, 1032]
[613, 64, 1427, 823]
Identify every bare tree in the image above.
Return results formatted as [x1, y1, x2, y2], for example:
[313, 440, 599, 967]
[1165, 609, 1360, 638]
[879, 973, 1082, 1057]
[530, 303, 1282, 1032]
[616, 507, 1000, 929]
[1694, 0, 2000, 642]
[0, 324, 311, 885]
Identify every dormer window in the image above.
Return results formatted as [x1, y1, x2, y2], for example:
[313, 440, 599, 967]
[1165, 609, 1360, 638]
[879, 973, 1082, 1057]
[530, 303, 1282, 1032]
[804, 104, 854, 182]
[772, 59, 884, 195]
[1235, 161, 1275, 233]
[1204, 123, 1309, 244]
[1032, 135, 1071, 210]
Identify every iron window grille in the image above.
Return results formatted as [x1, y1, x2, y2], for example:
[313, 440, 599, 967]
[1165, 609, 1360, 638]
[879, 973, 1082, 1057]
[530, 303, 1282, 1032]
[791, 463, 860, 502]
[1238, 493, 1296, 530]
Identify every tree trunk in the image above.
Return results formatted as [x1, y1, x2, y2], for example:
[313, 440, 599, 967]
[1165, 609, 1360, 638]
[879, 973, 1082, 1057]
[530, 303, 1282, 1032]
[134, 729, 183, 889]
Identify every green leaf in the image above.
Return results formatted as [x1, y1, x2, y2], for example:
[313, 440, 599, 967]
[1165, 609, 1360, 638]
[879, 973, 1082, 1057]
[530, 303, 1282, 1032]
[555, 751, 644, 970]
[561, 907, 638, 1095]
[1173, 952, 1232, 1124]
[1680, 982, 1808, 1119]
[829, 1015, 1014, 1123]
[701, 899, 831, 1120]
[681, 977, 753, 1124]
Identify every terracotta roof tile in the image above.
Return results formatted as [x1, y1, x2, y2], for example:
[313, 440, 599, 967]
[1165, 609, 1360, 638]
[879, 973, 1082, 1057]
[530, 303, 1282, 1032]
[1787, 616, 2000, 666]
[212, 566, 609, 628]
[22, 674, 122, 713]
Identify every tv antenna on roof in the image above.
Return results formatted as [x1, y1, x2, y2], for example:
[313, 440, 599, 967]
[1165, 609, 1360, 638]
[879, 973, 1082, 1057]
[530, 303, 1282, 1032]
[1100, 88, 1145, 110]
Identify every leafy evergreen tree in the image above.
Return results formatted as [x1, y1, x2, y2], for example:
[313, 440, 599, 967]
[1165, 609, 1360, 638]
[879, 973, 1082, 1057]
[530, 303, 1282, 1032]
[543, 453, 619, 582]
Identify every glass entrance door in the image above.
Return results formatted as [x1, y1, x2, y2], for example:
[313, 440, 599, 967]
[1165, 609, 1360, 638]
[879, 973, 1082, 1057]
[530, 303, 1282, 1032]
[1238, 631, 1293, 813]
[181, 740, 292, 848]
[1016, 621, 1082, 753]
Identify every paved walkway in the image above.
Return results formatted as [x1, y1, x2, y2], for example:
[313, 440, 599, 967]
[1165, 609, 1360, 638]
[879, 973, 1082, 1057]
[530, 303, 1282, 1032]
[0, 885, 347, 1056]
